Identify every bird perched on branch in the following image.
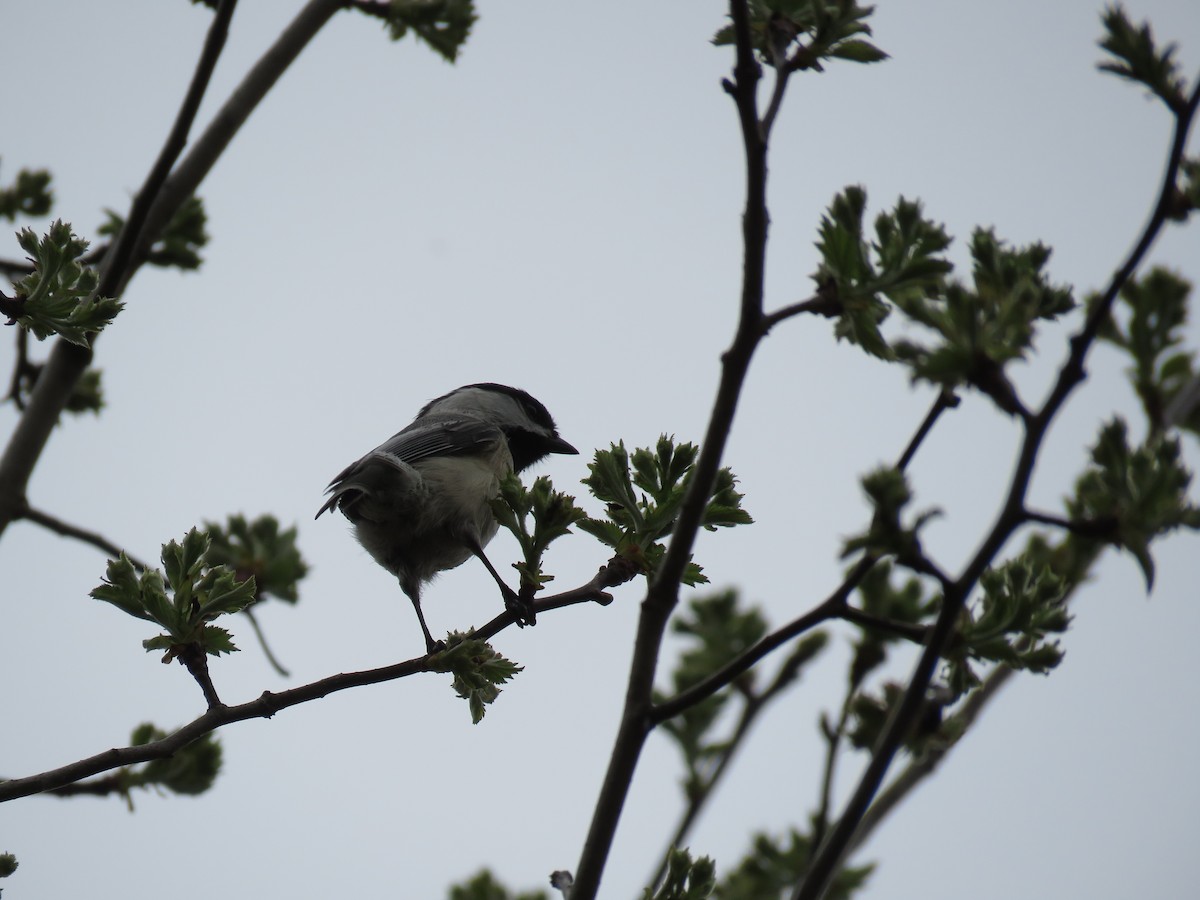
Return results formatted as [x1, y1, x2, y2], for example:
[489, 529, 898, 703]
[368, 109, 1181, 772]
[317, 383, 578, 653]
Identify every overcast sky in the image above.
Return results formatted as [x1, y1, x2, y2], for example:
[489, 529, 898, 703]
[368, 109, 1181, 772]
[2, 1, 1199, 898]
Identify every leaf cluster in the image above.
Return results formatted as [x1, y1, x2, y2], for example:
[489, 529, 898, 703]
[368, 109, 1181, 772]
[378, 0, 477, 63]
[813, 186, 952, 359]
[656, 592, 771, 799]
[644, 849, 717, 900]
[841, 467, 939, 566]
[1098, 4, 1189, 112]
[579, 437, 752, 586]
[1067, 418, 1200, 589]
[1179, 158, 1200, 220]
[447, 869, 548, 900]
[10, 362, 106, 415]
[90, 528, 257, 661]
[714, 829, 872, 900]
[203, 513, 309, 605]
[491, 475, 587, 591]
[891, 229, 1074, 413]
[125, 723, 222, 797]
[6, 220, 122, 345]
[712, 0, 887, 71]
[943, 558, 1070, 699]
[435, 634, 523, 724]
[1094, 267, 1199, 436]
[0, 852, 16, 879]
[0, 165, 52, 221]
[99, 195, 208, 271]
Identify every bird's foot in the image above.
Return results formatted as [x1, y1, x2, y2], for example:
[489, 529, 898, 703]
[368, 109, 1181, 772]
[503, 588, 537, 628]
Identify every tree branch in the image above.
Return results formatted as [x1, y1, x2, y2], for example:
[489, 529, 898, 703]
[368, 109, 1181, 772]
[18, 504, 150, 570]
[1022, 508, 1118, 540]
[647, 635, 826, 891]
[759, 290, 843, 335]
[569, 5, 771, 893]
[791, 68, 1200, 900]
[0, 0, 344, 539]
[0, 578, 616, 803]
[0, 0, 238, 536]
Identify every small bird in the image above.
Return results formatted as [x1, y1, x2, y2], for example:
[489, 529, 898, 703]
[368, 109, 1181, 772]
[316, 383, 578, 653]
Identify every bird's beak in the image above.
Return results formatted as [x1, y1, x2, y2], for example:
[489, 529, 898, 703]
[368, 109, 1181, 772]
[549, 436, 579, 455]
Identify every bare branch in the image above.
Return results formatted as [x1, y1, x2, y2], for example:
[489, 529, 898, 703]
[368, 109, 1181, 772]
[19, 504, 150, 571]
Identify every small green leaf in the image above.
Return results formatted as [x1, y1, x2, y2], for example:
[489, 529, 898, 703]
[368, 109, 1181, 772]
[1098, 5, 1187, 111]
[0, 165, 52, 221]
[828, 38, 888, 63]
[436, 635, 523, 723]
[99, 195, 208, 271]
[8, 220, 122, 345]
[377, 0, 477, 62]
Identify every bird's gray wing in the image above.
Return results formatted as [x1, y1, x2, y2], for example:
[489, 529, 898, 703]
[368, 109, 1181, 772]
[371, 414, 503, 466]
[315, 416, 503, 519]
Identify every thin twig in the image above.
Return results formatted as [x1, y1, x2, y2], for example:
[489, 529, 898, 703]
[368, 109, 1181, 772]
[19, 504, 150, 571]
[811, 697, 853, 850]
[244, 606, 291, 677]
[759, 291, 843, 334]
[94, 0, 239, 302]
[896, 390, 959, 471]
[1022, 508, 1118, 539]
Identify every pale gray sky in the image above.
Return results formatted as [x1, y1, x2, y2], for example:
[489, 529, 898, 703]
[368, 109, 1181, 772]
[2, 1, 1198, 898]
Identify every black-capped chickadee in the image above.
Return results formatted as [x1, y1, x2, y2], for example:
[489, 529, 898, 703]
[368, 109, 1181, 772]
[316, 383, 578, 653]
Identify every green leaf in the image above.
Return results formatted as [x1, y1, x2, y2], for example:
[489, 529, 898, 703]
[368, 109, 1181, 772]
[203, 513, 309, 604]
[644, 848, 716, 900]
[435, 635, 523, 723]
[1098, 5, 1187, 111]
[1067, 418, 1200, 590]
[581, 438, 751, 585]
[0, 165, 52, 221]
[378, 0, 477, 62]
[943, 557, 1070, 699]
[125, 723, 223, 796]
[94, 528, 257, 658]
[0, 852, 18, 879]
[99, 195, 208, 270]
[200, 625, 239, 656]
[90, 554, 154, 622]
[490, 475, 587, 592]
[812, 187, 953, 360]
[1093, 267, 1197, 435]
[892, 228, 1073, 409]
[716, 827, 873, 900]
[712, 0, 886, 74]
[841, 467, 940, 565]
[8, 220, 122, 345]
[447, 869, 550, 900]
[827, 38, 888, 63]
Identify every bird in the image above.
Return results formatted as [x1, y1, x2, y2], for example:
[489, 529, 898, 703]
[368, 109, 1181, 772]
[316, 383, 578, 653]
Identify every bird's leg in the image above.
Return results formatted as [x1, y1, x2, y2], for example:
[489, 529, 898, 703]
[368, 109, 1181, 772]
[403, 584, 443, 654]
[467, 540, 536, 627]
